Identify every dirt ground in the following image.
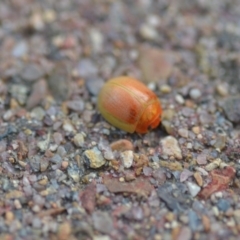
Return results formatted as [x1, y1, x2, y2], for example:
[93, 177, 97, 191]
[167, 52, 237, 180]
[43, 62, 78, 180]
[1, 0, 240, 239]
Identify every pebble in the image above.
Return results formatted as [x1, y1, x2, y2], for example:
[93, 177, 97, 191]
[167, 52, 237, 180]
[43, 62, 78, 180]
[160, 136, 183, 160]
[89, 28, 104, 54]
[110, 139, 134, 152]
[53, 132, 63, 145]
[9, 84, 28, 105]
[120, 150, 134, 168]
[139, 23, 159, 41]
[180, 169, 193, 182]
[62, 121, 75, 133]
[20, 64, 44, 82]
[160, 84, 172, 94]
[222, 96, 240, 123]
[30, 107, 45, 120]
[186, 181, 201, 197]
[216, 83, 228, 97]
[78, 59, 98, 78]
[57, 222, 72, 240]
[138, 46, 173, 83]
[67, 167, 80, 182]
[48, 62, 71, 101]
[12, 41, 28, 57]
[93, 236, 111, 240]
[188, 210, 201, 231]
[189, 88, 201, 100]
[175, 94, 185, 105]
[86, 77, 104, 96]
[73, 133, 85, 147]
[27, 79, 48, 110]
[193, 172, 203, 186]
[196, 152, 208, 165]
[83, 147, 106, 169]
[176, 226, 192, 240]
[66, 100, 85, 113]
[37, 133, 50, 152]
[92, 211, 113, 234]
[217, 199, 231, 212]
[178, 128, 188, 138]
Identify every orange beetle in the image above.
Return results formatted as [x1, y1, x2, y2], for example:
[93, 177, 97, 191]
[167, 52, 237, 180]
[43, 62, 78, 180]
[97, 76, 162, 133]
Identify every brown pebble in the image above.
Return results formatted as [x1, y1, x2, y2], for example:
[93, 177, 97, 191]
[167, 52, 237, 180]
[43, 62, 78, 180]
[110, 139, 134, 152]
[194, 172, 203, 186]
[192, 126, 200, 134]
[5, 211, 14, 223]
[165, 212, 175, 222]
[57, 221, 72, 240]
[61, 161, 69, 169]
[172, 226, 181, 240]
[38, 176, 48, 186]
[202, 215, 211, 232]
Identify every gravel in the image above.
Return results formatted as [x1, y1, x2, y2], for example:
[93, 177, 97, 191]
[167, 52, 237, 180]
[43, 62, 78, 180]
[1, 0, 240, 239]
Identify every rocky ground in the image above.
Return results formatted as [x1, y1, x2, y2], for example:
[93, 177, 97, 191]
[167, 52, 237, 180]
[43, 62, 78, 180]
[1, 0, 240, 239]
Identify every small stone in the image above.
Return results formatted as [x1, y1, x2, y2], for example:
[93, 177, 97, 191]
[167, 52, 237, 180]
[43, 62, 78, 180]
[160, 84, 172, 94]
[30, 107, 45, 120]
[180, 169, 193, 182]
[189, 88, 201, 100]
[67, 167, 80, 182]
[176, 226, 192, 240]
[192, 126, 200, 134]
[217, 199, 231, 212]
[188, 210, 201, 231]
[93, 236, 111, 240]
[93, 211, 113, 234]
[222, 96, 240, 123]
[37, 133, 50, 152]
[30, 12, 44, 30]
[143, 166, 153, 176]
[186, 182, 201, 197]
[10, 84, 28, 105]
[61, 161, 69, 169]
[66, 100, 85, 113]
[3, 110, 14, 121]
[138, 46, 173, 83]
[12, 41, 28, 57]
[178, 128, 188, 138]
[62, 121, 75, 132]
[202, 215, 210, 232]
[73, 133, 85, 147]
[57, 222, 72, 240]
[159, 160, 183, 171]
[104, 176, 152, 197]
[139, 23, 159, 41]
[198, 166, 236, 199]
[5, 211, 14, 223]
[110, 139, 134, 152]
[175, 94, 185, 104]
[27, 79, 48, 109]
[78, 59, 98, 78]
[48, 62, 71, 101]
[196, 152, 207, 165]
[53, 132, 63, 145]
[83, 147, 106, 169]
[120, 150, 134, 168]
[216, 84, 228, 97]
[86, 77, 104, 96]
[80, 183, 96, 213]
[161, 136, 182, 160]
[40, 159, 49, 172]
[20, 64, 44, 82]
[89, 28, 104, 54]
[193, 172, 203, 186]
